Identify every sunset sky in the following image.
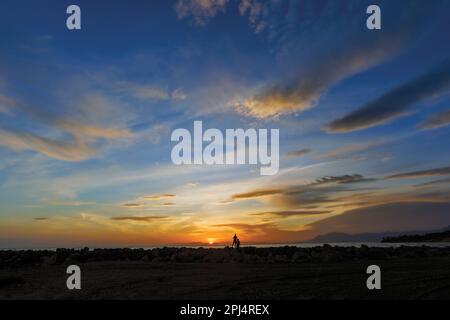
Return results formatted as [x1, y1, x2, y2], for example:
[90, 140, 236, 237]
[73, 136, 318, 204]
[1, 0, 450, 248]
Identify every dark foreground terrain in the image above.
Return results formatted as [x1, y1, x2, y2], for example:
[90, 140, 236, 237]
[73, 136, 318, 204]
[1, 245, 450, 299]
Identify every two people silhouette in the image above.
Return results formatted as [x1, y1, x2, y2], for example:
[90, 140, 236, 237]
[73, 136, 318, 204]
[232, 233, 241, 249]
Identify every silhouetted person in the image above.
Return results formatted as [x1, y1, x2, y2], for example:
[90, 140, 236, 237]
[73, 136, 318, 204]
[236, 238, 240, 250]
[232, 233, 238, 248]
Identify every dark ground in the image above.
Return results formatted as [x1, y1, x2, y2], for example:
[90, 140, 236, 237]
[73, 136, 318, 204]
[1, 246, 450, 299]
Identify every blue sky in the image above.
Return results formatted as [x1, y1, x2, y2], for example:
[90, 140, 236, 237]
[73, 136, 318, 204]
[1, 0, 450, 248]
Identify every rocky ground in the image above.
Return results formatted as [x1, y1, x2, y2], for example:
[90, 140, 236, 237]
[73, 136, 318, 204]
[1, 245, 450, 299]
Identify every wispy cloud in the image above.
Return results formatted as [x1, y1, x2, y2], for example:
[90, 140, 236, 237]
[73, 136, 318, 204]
[320, 141, 386, 160]
[228, 174, 376, 215]
[48, 200, 96, 206]
[34, 217, 49, 221]
[250, 210, 331, 218]
[419, 109, 450, 130]
[110, 216, 169, 222]
[231, 188, 283, 200]
[213, 222, 273, 232]
[56, 119, 133, 139]
[18, 35, 53, 54]
[386, 166, 450, 179]
[312, 175, 376, 185]
[0, 129, 96, 162]
[0, 95, 133, 139]
[175, 0, 229, 26]
[143, 194, 176, 200]
[115, 82, 187, 101]
[231, 1, 434, 119]
[0, 95, 133, 161]
[234, 46, 396, 118]
[122, 203, 145, 208]
[238, 0, 270, 33]
[231, 174, 374, 202]
[327, 60, 450, 132]
[175, 0, 267, 31]
[211, 222, 312, 243]
[413, 178, 450, 188]
[287, 148, 311, 157]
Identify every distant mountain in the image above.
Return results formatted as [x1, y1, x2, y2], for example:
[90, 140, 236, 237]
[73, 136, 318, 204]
[308, 232, 399, 243]
[304, 202, 450, 242]
[382, 227, 450, 243]
[308, 226, 450, 243]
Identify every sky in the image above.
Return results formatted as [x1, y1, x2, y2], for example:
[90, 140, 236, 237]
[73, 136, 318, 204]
[1, 0, 450, 248]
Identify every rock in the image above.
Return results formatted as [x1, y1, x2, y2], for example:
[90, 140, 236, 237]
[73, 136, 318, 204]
[41, 254, 57, 265]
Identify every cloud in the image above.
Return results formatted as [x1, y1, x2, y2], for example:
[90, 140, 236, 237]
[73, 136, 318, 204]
[137, 124, 170, 144]
[171, 88, 188, 100]
[413, 178, 450, 188]
[0, 95, 133, 140]
[0, 129, 96, 162]
[0, 95, 133, 161]
[34, 217, 49, 221]
[269, 180, 377, 210]
[110, 216, 169, 222]
[128, 86, 168, 100]
[55, 119, 133, 139]
[48, 200, 96, 206]
[386, 166, 450, 179]
[232, 12, 417, 118]
[320, 141, 386, 160]
[231, 188, 283, 200]
[238, 0, 268, 33]
[232, 1, 444, 119]
[175, 0, 229, 26]
[229, 174, 376, 212]
[312, 174, 376, 185]
[213, 222, 272, 231]
[211, 222, 314, 243]
[250, 210, 331, 218]
[233, 37, 400, 118]
[18, 35, 53, 54]
[122, 203, 145, 208]
[174, 0, 267, 32]
[327, 60, 450, 132]
[419, 109, 450, 130]
[115, 82, 187, 101]
[143, 194, 176, 200]
[287, 148, 311, 157]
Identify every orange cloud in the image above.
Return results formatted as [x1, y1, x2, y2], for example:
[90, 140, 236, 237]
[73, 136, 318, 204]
[231, 188, 283, 200]
[250, 210, 331, 218]
[143, 194, 176, 200]
[122, 203, 145, 208]
[110, 216, 169, 222]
